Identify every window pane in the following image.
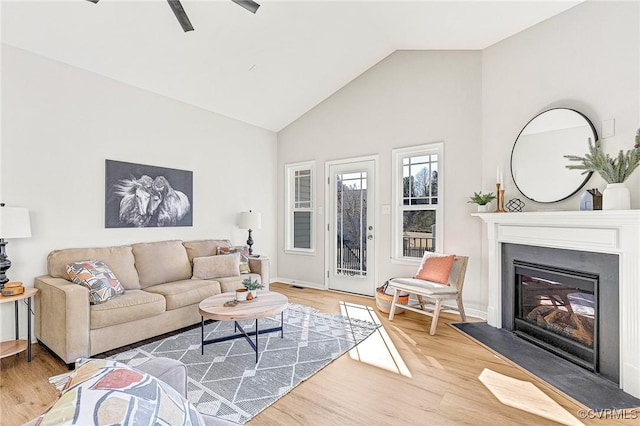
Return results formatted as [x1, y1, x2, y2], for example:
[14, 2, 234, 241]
[403, 165, 411, 198]
[430, 166, 438, 199]
[293, 211, 312, 249]
[411, 164, 431, 198]
[410, 155, 429, 165]
[402, 210, 436, 258]
[402, 154, 438, 205]
[295, 173, 311, 204]
[336, 172, 367, 276]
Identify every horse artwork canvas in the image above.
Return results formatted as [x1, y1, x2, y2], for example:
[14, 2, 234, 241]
[105, 160, 193, 228]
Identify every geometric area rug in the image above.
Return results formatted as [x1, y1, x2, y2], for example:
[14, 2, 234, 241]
[108, 303, 380, 424]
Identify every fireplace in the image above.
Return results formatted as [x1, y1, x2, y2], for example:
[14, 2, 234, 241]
[476, 210, 640, 398]
[513, 261, 597, 372]
[502, 243, 619, 384]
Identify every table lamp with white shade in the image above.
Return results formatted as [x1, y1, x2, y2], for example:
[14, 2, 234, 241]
[237, 210, 261, 255]
[0, 204, 32, 289]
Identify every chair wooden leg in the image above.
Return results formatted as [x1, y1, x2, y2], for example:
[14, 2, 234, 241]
[416, 295, 425, 310]
[430, 299, 443, 335]
[388, 288, 400, 321]
[457, 294, 467, 322]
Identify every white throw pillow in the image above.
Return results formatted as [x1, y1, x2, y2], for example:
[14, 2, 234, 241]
[192, 252, 241, 279]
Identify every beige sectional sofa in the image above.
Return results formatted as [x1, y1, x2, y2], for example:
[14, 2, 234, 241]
[34, 239, 269, 365]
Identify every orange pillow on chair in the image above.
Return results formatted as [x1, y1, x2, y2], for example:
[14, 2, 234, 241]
[414, 253, 455, 285]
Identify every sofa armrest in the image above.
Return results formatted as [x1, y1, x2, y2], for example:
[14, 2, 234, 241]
[34, 275, 91, 364]
[248, 257, 270, 290]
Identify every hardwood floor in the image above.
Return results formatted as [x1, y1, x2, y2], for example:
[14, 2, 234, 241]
[1, 283, 637, 425]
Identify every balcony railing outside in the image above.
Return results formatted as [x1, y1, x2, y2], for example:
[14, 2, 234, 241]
[403, 235, 434, 258]
[335, 236, 433, 274]
[337, 240, 366, 276]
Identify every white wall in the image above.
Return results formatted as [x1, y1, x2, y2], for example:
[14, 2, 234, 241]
[276, 0, 639, 320]
[277, 50, 485, 316]
[482, 0, 640, 210]
[480, 0, 639, 315]
[0, 45, 278, 341]
[2, 0, 636, 343]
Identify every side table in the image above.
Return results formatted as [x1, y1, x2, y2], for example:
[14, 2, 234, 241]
[0, 287, 37, 362]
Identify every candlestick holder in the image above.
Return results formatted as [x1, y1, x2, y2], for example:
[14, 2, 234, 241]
[495, 184, 506, 212]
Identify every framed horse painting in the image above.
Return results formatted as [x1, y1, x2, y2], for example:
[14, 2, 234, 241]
[105, 160, 193, 228]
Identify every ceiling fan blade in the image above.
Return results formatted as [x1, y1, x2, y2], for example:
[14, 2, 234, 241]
[167, 0, 194, 32]
[231, 0, 260, 14]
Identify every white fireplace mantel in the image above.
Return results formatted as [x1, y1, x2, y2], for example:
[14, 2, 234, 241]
[474, 210, 640, 398]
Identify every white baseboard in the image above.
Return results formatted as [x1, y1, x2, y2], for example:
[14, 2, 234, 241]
[272, 277, 488, 321]
[440, 304, 487, 321]
[271, 277, 325, 290]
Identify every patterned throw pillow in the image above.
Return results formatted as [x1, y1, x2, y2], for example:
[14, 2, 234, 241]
[37, 358, 204, 425]
[414, 252, 456, 285]
[236, 246, 251, 274]
[217, 245, 251, 274]
[66, 260, 125, 304]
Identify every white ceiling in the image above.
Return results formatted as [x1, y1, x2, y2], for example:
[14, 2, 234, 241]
[1, 0, 581, 131]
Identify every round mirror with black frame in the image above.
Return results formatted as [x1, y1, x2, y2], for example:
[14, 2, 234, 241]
[510, 108, 597, 203]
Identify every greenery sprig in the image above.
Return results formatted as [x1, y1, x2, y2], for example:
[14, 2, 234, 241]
[242, 278, 264, 291]
[467, 191, 496, 206]
[564, 134, 640, 184]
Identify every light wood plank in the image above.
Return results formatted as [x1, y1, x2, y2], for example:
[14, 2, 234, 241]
[0, 340, 28, 359]
[2, 283, 637, 426]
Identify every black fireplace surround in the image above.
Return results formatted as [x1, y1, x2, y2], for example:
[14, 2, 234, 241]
[502, 243, 619, 384]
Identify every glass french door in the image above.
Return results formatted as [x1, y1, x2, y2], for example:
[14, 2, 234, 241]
[327, 159, 376, 296]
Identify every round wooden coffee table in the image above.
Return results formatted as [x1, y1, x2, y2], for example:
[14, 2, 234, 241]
[199, 291, 288, 362]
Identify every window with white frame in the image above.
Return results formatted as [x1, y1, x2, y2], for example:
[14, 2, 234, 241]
[392, 143, 443, 260]
[285, 161, 315, 253]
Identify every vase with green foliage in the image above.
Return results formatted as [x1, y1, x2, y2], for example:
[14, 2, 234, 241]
[468, 191, 496, 212]
[242, 278, 264, 297]
[564, 131, 640, 210]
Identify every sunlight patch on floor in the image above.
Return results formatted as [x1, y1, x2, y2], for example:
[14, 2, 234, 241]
[425, 355, 445, 370]
[479, 368, 584, 426]
[339, 301, 412, 377]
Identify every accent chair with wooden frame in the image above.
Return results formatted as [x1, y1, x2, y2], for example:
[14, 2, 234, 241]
[387, 254, 468, 335]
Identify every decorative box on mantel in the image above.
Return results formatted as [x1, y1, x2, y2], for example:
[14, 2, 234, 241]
[472, 210, 640, 398]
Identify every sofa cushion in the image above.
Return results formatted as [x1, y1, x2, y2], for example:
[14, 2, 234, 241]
[90, 290, 166, 329]
[48, 245, 140, 290]
[66, 260, 125, 304]
[183, 239, 231, 264]
[192, 253, 241, 280]
[38, 358, 204, 425]
[143, 279, 222, 310]
[132, 240, 192, 288]
[217, 273, 261, 293]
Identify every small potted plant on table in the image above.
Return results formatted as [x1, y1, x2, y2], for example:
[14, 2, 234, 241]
[468, 191, 496, 212]
[242, 278, 264, 300]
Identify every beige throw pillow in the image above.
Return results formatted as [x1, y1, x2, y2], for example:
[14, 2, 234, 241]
[192, 253, 241, 280]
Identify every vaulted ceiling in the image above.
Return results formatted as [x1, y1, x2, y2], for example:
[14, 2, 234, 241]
[1, 1, 581, 131]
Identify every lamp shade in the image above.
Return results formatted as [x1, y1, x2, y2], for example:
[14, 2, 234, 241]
[0, 207, 31, 239]
[237, 211, 262, 230]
